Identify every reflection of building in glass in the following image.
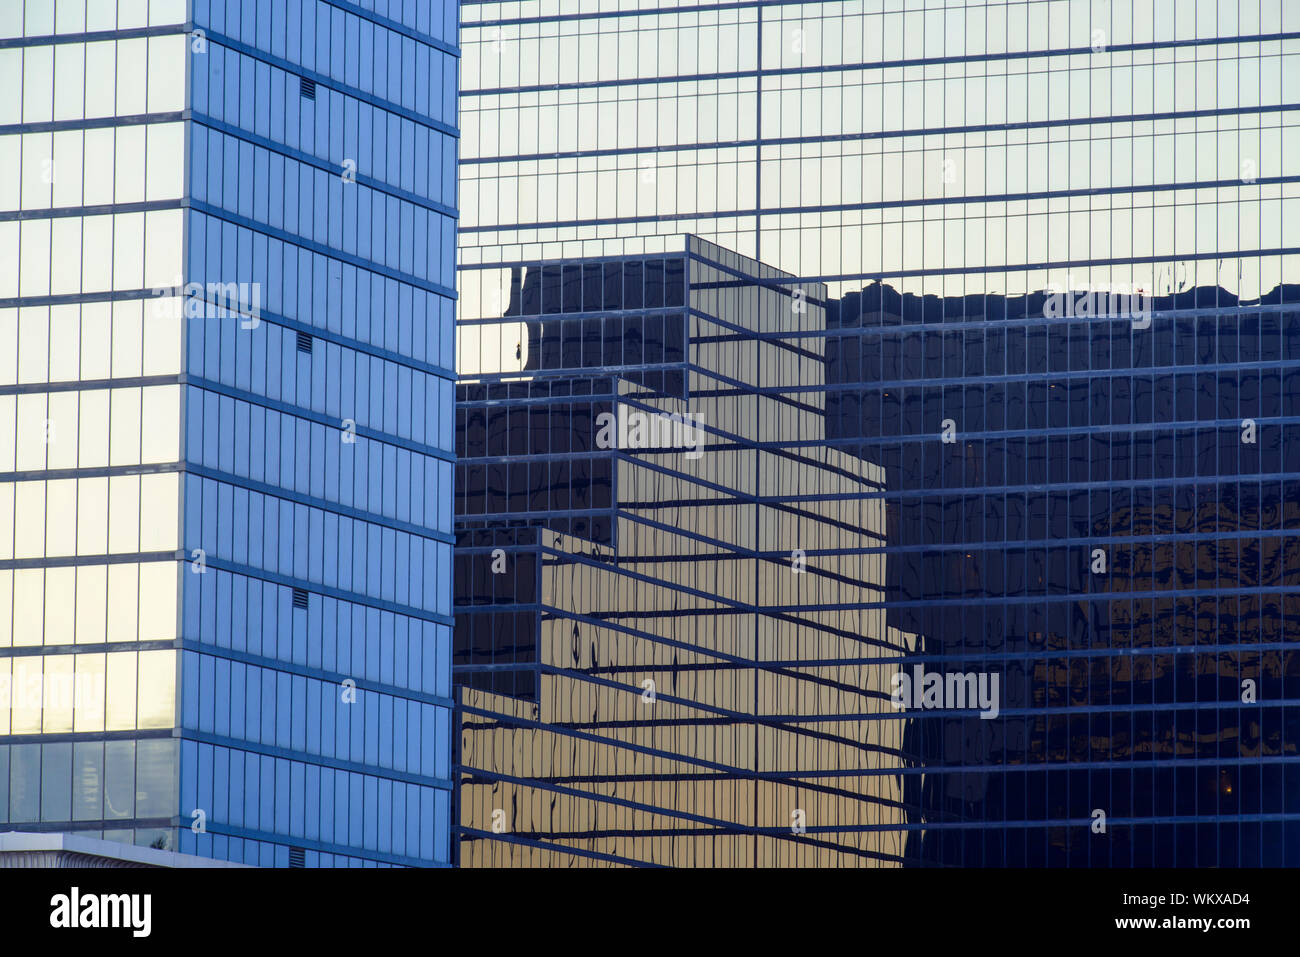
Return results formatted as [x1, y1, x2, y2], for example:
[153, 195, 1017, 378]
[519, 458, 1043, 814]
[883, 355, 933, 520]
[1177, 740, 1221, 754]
[458, 0, 1300, 866]
[455, 238, 916, 866]
[0, 2, 458, 865]
[462, 0, 1300, 868]
[827, 280, 1300, 866]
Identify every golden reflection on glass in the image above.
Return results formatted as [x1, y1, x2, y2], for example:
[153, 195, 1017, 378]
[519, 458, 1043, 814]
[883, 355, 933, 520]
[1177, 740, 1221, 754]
[0, 483, 11, 561]
[136, 649, 176, 729]
[11, 653, 42, 733]
[41, 651, 74, 732]
[42, 564, 75, 646]
[105, 650, 138, 731]
[106, 474, 141, 553]
[76, 476, 108, 555]
[106, 562, 139, 644]
[44, 478, 77, 557]
[74, 652, 107, 732]
[74, 564, 108, 645]
[44, 391, 79, 470]
[137, 562, 178, 641]
[48, 304, 79, 376]
[0, 656, 9, 733]
[13, 480, 45, 558]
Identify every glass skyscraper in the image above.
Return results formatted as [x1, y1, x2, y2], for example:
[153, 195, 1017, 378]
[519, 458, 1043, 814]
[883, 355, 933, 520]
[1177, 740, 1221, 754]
[0, 0, 458, 867]
[458, 0, 1300, 865]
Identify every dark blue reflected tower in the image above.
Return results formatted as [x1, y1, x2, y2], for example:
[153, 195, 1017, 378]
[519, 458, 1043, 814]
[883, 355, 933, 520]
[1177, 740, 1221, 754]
[826, 280, 1300, 866]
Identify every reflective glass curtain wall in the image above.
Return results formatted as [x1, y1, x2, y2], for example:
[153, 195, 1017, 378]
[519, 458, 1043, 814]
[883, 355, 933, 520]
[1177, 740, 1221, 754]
[1, 0, 459, 867]
[457, 237, 912, 866]
[459, 0, 1300, 865]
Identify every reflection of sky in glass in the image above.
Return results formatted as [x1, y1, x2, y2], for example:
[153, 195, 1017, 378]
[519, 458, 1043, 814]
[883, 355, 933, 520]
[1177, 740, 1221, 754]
[458, 0, 1298, 360]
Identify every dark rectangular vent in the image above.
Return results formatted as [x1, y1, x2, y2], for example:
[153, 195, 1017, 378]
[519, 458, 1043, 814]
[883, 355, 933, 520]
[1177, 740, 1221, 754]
[288, 846, 306, 868]
[296, 331, 313, 354]
[292, 587, 309, 609]
[299, 77, 316, 100]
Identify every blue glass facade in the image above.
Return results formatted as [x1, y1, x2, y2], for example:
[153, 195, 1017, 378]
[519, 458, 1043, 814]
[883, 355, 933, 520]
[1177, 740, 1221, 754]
[457, 0, 1300, 866]
[1, 0, 458, 867]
